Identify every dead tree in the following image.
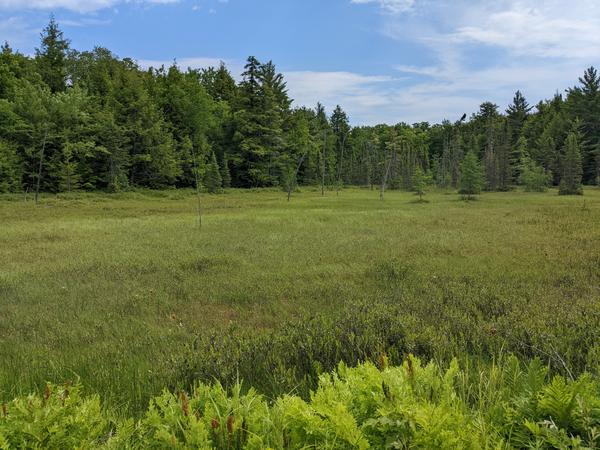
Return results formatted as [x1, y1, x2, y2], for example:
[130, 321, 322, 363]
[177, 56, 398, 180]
[286, 151, 308, 202]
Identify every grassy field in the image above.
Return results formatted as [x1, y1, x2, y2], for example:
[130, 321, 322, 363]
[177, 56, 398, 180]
[1, 187, 599, 414]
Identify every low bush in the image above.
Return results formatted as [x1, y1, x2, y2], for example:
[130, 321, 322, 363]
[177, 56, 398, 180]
[176, 299, 407, 400]
[1, 356, 599, 449]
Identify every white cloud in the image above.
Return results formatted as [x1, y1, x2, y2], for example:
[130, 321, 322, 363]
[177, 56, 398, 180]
[284, 71, 396, 124]
[350, 0, 415, 14]
[450, 1, 600, 60]
[344, 0, 600, 123]
[378, 0, 600, 61]
[0, 16, 36, 48]
[0, 0, 179, 13]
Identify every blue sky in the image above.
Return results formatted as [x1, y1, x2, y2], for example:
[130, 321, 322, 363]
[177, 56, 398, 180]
[1, 0, 599, 124]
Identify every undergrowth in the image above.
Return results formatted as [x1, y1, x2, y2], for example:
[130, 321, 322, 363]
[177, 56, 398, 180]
[1, 356, 599, 449]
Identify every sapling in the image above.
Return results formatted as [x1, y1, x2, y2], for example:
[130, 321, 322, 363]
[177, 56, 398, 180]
[412, 166, 431, 202]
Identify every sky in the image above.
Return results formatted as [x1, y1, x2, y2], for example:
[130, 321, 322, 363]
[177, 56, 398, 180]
[0, 0, 599, 125]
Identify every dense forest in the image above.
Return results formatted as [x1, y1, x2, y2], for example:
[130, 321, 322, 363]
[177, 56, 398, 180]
[0, 18, 598, 196]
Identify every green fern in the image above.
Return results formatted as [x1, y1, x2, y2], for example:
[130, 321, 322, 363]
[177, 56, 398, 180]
[1, 357, 599, 449]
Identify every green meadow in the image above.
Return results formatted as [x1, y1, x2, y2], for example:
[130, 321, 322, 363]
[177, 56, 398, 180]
[1, 188, 599, 414]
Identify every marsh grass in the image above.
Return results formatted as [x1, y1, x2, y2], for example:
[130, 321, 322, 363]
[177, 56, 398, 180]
[1, 187, 599, 414]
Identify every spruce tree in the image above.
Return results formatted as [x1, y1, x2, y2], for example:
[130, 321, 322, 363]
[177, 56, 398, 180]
[459, 150, 484, 200]
[220, 156, 232, 188]
[35, 17, 70, 93]
[559, 132, 583, 195]
[567, 67, 600, 184]
[506, 90, 531, 147]
[204, 151, 222, 193]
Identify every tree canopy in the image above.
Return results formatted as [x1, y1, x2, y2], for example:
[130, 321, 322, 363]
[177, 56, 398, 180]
[0, 20, 598, 195]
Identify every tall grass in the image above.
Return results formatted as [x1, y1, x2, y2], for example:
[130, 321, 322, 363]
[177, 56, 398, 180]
[0, 187, 599, 414]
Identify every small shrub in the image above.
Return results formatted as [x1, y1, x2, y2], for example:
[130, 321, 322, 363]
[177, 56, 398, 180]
[2, 357, 599, 448]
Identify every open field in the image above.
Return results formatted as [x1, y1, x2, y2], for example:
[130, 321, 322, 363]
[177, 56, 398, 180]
[1, 188, 599, 414]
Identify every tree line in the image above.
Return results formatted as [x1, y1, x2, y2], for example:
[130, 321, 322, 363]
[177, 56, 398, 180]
[0, 18, 598, 196]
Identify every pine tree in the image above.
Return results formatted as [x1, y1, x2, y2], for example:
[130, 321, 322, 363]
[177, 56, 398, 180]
[220, 156, 231, 188]
[567, 67, 600, 184]
[559, 132, 583, 195]
[204, 151, 222, 193]
[35, 16, 70, 93]
[233, 56, 289, 187]
[459, 150, 484, 200]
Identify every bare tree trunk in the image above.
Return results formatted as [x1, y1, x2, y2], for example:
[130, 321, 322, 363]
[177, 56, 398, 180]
[288, 151, 308, 202]
[35, 129, 48, 205]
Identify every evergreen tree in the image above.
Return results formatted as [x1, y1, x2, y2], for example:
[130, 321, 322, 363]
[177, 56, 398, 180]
[483, 138, 499, 190]
[4, 21, 600, 196]
[259, 61, 291, 113]
[459, 150, 484, 200]
[519, 154, 550, 192]
[204, 151, 222, 193]
[448, 133, 464, 187]
[330, 105, 350, 191]
[220, 156, 232, 188]
[506, 90, 531, 147]
[35, 17, 70, 93]
[233, 57, 289, 187]
[496, 121, 513, 191]
[511, 136, 528, 183]
[559, 132, 583, 195]
[0, 140, 21, 193]
[537, 131, 557, 176]
[412, 166, 430, 202]
[567, 67, 600, 184]
[57, 142, 82, 192]
[201, 62, 237, 103]
[152, 64, 215, 186]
